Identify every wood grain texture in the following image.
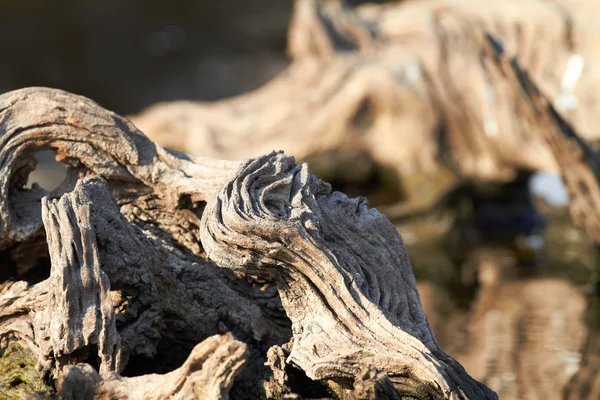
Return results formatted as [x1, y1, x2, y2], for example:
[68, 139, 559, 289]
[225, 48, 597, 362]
[0, 87, 495, 398]
[201, 151, 496, 399]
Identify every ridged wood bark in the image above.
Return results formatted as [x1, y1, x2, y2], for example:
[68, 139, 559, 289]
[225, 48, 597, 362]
[0, 87, 496, 399]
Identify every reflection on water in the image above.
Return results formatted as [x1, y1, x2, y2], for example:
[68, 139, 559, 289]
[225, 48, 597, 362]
[419, 262, 588, 398]
[405, 200, 599, 399]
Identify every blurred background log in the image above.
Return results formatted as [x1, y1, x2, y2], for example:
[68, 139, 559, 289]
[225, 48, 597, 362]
[131, 0, 600, 212]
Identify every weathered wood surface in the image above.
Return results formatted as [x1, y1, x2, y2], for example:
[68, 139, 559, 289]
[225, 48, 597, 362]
[130, 0, 600, 209]
[201, 152, 493, 398]
[0, 87, 497, 399]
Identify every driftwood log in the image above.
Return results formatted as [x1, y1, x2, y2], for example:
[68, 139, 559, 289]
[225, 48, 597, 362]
[130, 0, 600, 211]
[0, 87, 498, 399]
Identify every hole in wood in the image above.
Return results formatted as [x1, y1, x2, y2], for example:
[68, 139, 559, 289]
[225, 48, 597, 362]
[285, 364, 332, 398]
[10, 377, 23, 387]
[67, 345, 101, 373]
[0, 237, 51, 285]
[120, 354, 158, 377]
[25, 150, 67, 192]
[121, 336, 198, 377]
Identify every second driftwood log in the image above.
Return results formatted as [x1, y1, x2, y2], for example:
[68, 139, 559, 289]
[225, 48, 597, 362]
[131, 0, 600, 211]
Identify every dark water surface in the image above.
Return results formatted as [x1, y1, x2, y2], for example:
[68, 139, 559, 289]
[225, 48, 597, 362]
[402, 205, 600, 399]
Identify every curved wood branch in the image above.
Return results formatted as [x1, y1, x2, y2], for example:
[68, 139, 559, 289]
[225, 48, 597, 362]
[201, 151, 497, 398]
[0, 87, 241, 252]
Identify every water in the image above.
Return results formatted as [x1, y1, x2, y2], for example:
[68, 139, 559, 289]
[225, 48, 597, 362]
[402, 204, 599, 399]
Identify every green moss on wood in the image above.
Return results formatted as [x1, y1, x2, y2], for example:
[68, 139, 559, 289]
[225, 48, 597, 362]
[0, 341, 51, 399]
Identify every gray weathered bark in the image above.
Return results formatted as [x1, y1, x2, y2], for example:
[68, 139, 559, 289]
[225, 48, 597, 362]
[0, 87, 496, 398]
[201, 152, 493, 398]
